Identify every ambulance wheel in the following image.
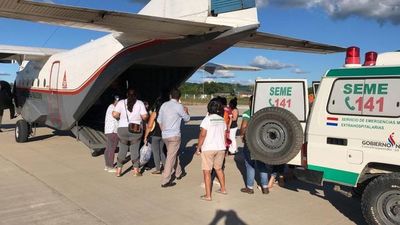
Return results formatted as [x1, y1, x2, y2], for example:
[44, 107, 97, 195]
[362, 173, 400, 225]
[247, 107, 303, 165]
[15, 119, 29, 143]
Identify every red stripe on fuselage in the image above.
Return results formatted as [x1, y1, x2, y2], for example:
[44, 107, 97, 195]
[17, 39, 164, 95]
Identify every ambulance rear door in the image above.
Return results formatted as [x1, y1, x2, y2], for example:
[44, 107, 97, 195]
[252, 79, 309, 165]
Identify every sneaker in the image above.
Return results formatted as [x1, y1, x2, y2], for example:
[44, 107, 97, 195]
[176, 171, 187, 180]
[161, 182, 176, 188]
[104, 167, 109, 171]
[240, 187, 254, 194]
[151, 170, 162, 175]
[107, 168, 117, 173]
[262, 187, 269, 194]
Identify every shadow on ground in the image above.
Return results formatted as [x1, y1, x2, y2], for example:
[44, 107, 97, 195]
[209, 209, 247, 225]
[271, 174, 366, 224]
[230, 145, 366, 225]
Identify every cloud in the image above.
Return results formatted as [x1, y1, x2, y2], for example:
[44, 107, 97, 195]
[202, 78, 215, 83]
[292, 68, 309, 74]
[214, 70, 236, 78]
[256, 0, 269, 7]
[264, 0, 400, 25]
[250, 56, 294, 70]
[0, 72, 11, 76]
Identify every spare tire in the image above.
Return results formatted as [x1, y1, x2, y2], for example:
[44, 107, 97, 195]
[247, 107, 303, 165]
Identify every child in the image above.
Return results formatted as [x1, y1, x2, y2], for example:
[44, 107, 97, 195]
[196, 98, 227, 201]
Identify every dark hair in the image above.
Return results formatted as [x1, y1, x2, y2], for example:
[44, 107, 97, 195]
[170, 88, 181, 100]
[207, 98, 223, 117]
[229, 97, 237, 109]
[219, 96, 227, 106]
[126, 89, 137, 112]
[152, 97, 164, 113]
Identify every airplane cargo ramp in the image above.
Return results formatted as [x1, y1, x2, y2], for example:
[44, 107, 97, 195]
[71, 126, 106, 153]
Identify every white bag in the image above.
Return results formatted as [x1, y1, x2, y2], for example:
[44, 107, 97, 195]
[140, 143, 152, 166]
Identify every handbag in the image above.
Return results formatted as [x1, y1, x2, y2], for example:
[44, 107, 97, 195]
[129, 123, 141, 133]
[125, 101, 142, 134]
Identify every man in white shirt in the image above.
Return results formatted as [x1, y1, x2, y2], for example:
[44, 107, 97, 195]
[103, 95, 119, 172]
[196, 98, 227, 201]
[157, 88, 190, 187]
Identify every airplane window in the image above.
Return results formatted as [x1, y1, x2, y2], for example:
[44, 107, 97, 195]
[31, 80, 34, 86]
[43, 79, 46, 87]
[37, 79, 40, 87]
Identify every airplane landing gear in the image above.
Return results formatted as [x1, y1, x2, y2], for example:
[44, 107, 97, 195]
[15, 119, 30, 143]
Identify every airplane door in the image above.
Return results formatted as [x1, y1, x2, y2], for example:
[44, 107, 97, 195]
[48, 61, 62, 128]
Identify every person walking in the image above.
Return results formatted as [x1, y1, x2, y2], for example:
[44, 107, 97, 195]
[240, 96, 269, 194]
[144, 98, 166, 174]
[0, 81, 16, 132]
[228, 97, 239, 154]
[196, 98, 227, 201]
[103, 95, 120, 172]
[157, 88, 190, 188]
[113, 89, 148, 177]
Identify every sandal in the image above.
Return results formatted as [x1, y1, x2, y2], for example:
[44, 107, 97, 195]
[200, 195, 212, 201]
[216, 189, 228, 195]
[132, 170, 142, 177]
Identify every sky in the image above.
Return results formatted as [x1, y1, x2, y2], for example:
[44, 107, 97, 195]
[0, 0, 399, 85]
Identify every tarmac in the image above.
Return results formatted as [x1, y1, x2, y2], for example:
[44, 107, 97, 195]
[0, 105, 366, 225]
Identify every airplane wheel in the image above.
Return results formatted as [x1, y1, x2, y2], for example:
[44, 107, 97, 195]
[15, 119, 29, 143]
[247, 107, 303, 165]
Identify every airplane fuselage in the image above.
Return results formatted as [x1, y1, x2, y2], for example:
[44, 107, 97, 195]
[15, 29, 255, 131]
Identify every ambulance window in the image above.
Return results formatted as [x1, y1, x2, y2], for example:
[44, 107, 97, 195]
[362, 78, 400, 117]
[328, 79, 364, 116]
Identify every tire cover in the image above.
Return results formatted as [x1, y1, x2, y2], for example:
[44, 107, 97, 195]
[247, 107, 303, 165]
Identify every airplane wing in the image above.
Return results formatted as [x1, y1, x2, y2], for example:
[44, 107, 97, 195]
[200, 62, 261, 74]
[0, 1, 344, 53]
[0, 45, 64, 64]
[235, 32, 346, 54]
[0, 0, 228, 42]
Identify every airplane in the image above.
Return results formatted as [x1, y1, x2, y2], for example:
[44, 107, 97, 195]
[0, 0, 345, 154]
[200, 62, 261, 75]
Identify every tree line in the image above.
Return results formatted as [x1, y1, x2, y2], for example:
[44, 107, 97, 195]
[180, 82, 253, 95]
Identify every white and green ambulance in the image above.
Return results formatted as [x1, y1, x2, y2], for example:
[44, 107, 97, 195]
[247, 47, 400, 225]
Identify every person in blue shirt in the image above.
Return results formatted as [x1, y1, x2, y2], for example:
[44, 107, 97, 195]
[157, 88, 190, 188]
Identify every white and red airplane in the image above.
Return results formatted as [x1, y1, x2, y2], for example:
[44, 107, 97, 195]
[0, 0, 344, 153]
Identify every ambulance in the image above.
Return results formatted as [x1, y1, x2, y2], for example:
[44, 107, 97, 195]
[247, 47, 400, 225]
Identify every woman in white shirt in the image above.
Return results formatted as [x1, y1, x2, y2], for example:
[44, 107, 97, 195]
[113, 89, 148, 177]
[196, 98, 227, 201]
[103, 95, 120, 172]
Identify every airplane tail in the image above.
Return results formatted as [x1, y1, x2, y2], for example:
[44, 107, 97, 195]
[138, 0, 259, 27]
